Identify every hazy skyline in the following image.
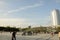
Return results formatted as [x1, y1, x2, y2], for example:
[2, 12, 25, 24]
[0, 0, 60, 28]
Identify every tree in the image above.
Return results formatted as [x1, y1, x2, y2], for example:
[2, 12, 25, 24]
[56, 27, 60, 32]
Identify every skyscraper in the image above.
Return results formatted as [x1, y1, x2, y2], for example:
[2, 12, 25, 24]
[51, 9, 60, 26]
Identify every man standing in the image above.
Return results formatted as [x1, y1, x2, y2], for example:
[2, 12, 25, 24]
[12, 31, 17, 40]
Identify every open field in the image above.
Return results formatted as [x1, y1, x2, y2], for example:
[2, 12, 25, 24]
[0, 32, 59, 40]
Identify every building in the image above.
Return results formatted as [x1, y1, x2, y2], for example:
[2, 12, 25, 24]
[51, 9, 60, 26]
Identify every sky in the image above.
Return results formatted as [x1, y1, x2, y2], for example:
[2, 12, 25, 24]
[0, 0, 60, 28]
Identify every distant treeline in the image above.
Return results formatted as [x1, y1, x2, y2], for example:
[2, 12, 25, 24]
[0, 26, 19, 32]
[0, 26, 60, 33]
[21, 26, 60, 34]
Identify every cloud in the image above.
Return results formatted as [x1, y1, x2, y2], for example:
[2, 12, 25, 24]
[0, 18, 26, 27]
[0, 18, 42, 28]
[0, 0, 9, 17]
[4, 0, 43, 15]
[0, 1, 5, 5]
[7, 4, 42, 14]
[0, 0, 45, 28]
[0, 17, 49, 28]
[0, 1, 8, 9]
[55, 0, 60, 3]
[0, 0, 44, 17]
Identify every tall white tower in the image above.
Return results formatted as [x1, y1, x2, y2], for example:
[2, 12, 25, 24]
[51, 9, 60, 26]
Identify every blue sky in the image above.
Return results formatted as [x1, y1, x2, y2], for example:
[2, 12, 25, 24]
[0, 0, 60, 28]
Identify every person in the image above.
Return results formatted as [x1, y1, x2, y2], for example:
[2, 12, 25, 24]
[12, 31, 17, 40]
[22, 31, 26, 36]
[58, 32, 60, 40]
[51, 32, 54, 37]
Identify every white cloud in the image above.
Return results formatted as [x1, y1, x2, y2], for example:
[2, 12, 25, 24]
[0, 0, 45, 28]
[0, 1, 8, 9]
[0, 18, 41, 28]
[0, 4, 42, 16]
[0, 17, 49, 28]
[0, 0, 44, 17]
[4, 0, 43, 15]
[7, 4, 42, 14]
[55, 0, 60, 3]
[0, 1, 5, 5]
[0, 18, 26, 27]
[0, 0, 9, 17]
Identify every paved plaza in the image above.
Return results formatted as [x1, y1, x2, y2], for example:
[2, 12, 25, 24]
[0, 32, 59, 40]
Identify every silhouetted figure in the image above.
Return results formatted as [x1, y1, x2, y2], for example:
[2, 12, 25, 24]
[12, 31, 17, 40]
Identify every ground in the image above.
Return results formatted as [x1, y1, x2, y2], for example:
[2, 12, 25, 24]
[0, 32, 59, 40]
